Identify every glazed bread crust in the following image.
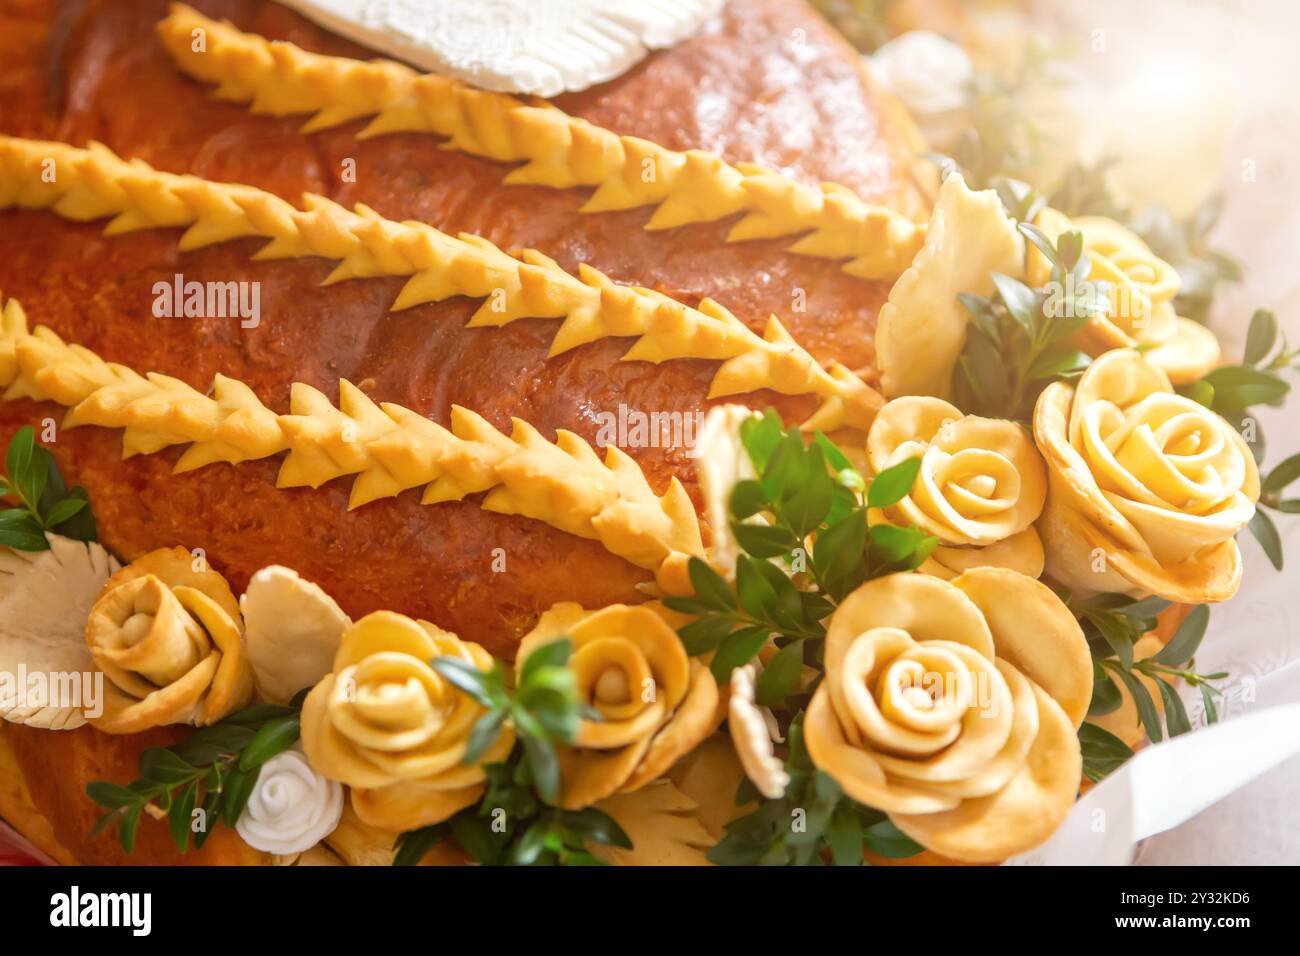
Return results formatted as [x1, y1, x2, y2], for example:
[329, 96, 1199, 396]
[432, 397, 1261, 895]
[0, 0, 922, 863]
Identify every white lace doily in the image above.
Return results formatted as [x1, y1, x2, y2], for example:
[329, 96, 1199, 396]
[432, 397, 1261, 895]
[277, 0, 724, 97]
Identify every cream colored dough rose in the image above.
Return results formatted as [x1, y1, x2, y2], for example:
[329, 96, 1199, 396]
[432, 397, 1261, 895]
[300, 611, 515, 832]
[86, 548, 253, 734]
[1028, 209, 1220, 384]
[867, 395, 1047, 578]
[516, 603, 720, 810]
[803, 569, 1091, 862]
[1034, 349, 1258, 603]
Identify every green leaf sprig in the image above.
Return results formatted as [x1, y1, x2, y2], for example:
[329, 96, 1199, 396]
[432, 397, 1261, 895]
[1074, 596, 1225, 775]
[663, 411, 936, 694]
[1177, 309, 1296, 571]
[397, 639, 630, 866]
[707, 714, 924, 866]
[951, 222, 1105, 420]
[429, 637, 589, 806]
[0, 425, 98, 550]
[393, 751, 631, 867]
[86, 701, 302, 854]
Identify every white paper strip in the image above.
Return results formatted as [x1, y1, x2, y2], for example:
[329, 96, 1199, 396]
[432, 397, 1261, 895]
[276, 0, 725, 97]
[1008, 698, 1300, 865]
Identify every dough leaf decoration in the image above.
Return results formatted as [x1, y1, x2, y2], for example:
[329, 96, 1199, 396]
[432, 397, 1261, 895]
[0, 294, 704, 591]
[157, 4, 924, 283]
[0, 135, 878, 433]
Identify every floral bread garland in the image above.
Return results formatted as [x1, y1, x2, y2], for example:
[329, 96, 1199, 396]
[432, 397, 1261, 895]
[0, 135, 879, 435]
[156, 4, 926, 283]
[0, 293, 704, 592]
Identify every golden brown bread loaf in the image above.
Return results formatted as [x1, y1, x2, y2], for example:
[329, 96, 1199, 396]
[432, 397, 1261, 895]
[0, 0, 925, 863]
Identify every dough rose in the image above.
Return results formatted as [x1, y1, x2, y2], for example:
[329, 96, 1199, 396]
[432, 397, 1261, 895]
[1034, 349, 1259, 602]
[1029, 210, 1220, 384]
[300, 611, 515, 832]
[867, 396, 1047, 578]
[235, 749, 344, 856]
[516, 603, 720, 809]
[804, 570, 1092, 862]
[86, 548, 253, 734]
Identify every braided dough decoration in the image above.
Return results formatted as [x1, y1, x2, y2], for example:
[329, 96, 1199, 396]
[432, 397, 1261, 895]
[157, 4, 924, 283]
[0, 135, 878, 433]
[0, 294, 704, 592]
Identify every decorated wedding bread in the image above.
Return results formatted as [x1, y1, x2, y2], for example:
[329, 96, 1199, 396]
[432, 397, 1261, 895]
[0, 0, 1290, 867]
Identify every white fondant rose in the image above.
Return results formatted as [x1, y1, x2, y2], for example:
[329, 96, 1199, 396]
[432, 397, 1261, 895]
[867, 396, 1047, 578]
[1034, 349, 1259, 603]
[236, 749, 344, 855]
[871, 32, 973, 146]
[804, 570, 1092, 862]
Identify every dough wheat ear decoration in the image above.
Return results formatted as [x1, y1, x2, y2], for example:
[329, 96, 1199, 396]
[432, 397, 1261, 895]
[0, 294, 703, 591]
[0, 135, 877, 433]
[157, 4, 924, 283]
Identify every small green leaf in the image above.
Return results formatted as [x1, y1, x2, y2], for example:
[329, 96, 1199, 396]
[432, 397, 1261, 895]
[218, 767, 253, 828]
[520, 637, 573, 686]
[169, 781, 199, 851]
[710, 626, 770, 683]
[86, 781, 143, 810]
[677, 616, 735, 656]
[521, 734, 561, 805]
[1243, 308, 1278, 366]
[1078, 722, 1135, 783]
[1152, 604, 1208, 666]
[728, 480, 768, 521]
[1088, 667, 1122, 717]
[41, 496, 87, 527]
[562, 808, 633, 849]
[393, 825, 447, 866]
[1105, 664, 1163, 744]
[686, 556, 737, 611]
[991, 272, 1039, 334]
[1156, 680, 1192, 737]
[1247, 508, 1283, 570]
[862, 820, 925, 859]
[825, 804, 863, 866]
[755, 640, 805, 706]
[0, 527, 48, 551]
[866, 457, 921, 508]
[1199, 684, 1219, 725]
[5, 426, 34, 491]
[463, 710, 507, 766]
[731, 522, 798, 559]
[238, 715, 301, 771]
[139, 747, 198, 785]
[118, 805, 142, 855]
[1263, 452, 1300, 495]
[739, 410, 783, 473]
[429, 656, 498, 707]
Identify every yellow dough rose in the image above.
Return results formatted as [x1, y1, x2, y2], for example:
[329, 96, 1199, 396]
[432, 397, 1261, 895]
[1034, 349, 1259, 603]
[804, 570, 1092, 862]
[86, 548, 253, 734]
[1029, 209, 1221, 384]
[516, 603, 720, 810]
[866, 396, 1047, 578]
[300, 611, 515, 832]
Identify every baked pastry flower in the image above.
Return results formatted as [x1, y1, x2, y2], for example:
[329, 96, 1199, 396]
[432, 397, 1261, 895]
[1028, 209, 1221, 384]
[804, 569, 1092, 862]
[867, 396, 1047, 579]
[300, 611, 515, 833]
[235, 749, 344, 856]
[1034, 349, 1259, 603]
[86, 548, 253, 734]
[516, 603, 720, 810]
